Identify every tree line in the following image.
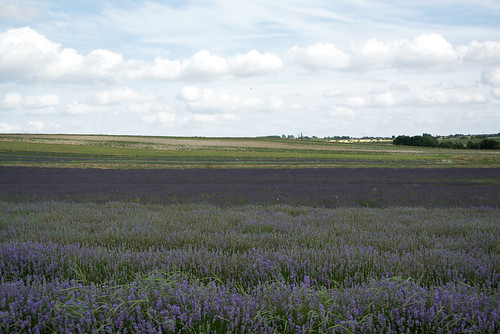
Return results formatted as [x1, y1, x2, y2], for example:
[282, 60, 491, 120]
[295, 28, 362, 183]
[393, 135, 500, 149]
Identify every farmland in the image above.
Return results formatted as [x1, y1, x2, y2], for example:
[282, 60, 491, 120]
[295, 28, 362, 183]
[0, 134, 499, 333]
[1, 134, 499, 168]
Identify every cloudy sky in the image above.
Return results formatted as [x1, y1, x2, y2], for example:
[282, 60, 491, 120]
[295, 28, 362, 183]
[1, 0, 500, 137]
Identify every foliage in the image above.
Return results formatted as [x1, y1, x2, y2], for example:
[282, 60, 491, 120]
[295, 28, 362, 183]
[392, 135, 438, 147]
[479, 138, 500, 150]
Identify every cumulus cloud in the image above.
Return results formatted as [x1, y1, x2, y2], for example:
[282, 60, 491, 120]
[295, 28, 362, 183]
[482, 68, 500, 87]
[28, 121, 61, 131]
[330, 106, 355, 117]
[66, 101, 96, 115]
[0, 122, 20, 132]
[353, 33, 460, 69]
[141, 112, 176, 125]
[332, 92, 396, 108]
[94, 87, 152, 105]
[0, 27, 123, 83]
[287, 43, 351, 70]
[23, 94, 60, 109]
[177, 86, 203, 102]
[370, 93, 396, 107]
[228, 50, 284, 76]
[0, 93, 59, 112]
[1, 93, 22, 109]
[293, 33, 462, 71]
[175, 86, 288, 115]
[458, 41, 500, 64]
[393, 33, 459, 67]
[192, 113, 218, 123]
[180, 50, 230, 80]
[0, 27, 284, 84]
[3, 27, 500, 86]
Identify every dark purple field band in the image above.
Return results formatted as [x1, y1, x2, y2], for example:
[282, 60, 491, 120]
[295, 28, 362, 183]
[1, 166, 498, 207]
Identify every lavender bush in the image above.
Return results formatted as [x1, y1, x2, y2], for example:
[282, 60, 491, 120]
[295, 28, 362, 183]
[1, 201, 499, 333]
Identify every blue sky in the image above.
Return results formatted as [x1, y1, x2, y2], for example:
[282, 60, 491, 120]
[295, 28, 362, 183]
[1, 0, 500, 137]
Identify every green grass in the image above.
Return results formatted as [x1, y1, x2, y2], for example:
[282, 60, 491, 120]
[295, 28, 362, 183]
[1, 134, 499, 168]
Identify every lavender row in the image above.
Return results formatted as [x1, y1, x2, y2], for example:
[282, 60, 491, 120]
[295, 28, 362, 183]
[1, 238, 498, 291]
[1, 202, 498, 288]
[1, 167, 499, 207]
[1, 272, 498, 333]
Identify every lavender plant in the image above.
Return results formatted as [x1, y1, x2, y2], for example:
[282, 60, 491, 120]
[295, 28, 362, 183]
[0, 201, 498, 333]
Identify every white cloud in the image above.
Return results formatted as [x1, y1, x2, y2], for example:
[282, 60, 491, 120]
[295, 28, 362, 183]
[330, 106, 355, 117]
[228, 50, 284, 76]
[0, 27, 121, 83]
[193, 113, 218, 123]
[337, 95, 368, 108]
[177, 86, 203, 102]
[287, 43, 351, 70]
[416, 90, 450, 104]
[3, 26, 500, 91]
[1, 92, 59, 112]
[180, 50, 229, 80]
[66, 101, 96, 115]
[0, 27, 283, 84]
[1, 93, 22, 109]
[459, 41, 500, 64]
[394, 33, 459, 67]
[23, 94, 59, 109]
[371, 93, 396, 107]
[0, 122, 20, 132]
[452, 92, 486, 104]
[27, 121, 61, 131]
[177, 87, 270, 114]
[0, 27, 59, 81]
[94, 87, 152, 105]
[492, 88, 500, 98]
[156, 112, 176, 124]
[141, 112, 176, 125]
[482, 68, 500, 87]
[0, 1, 41, 22]
[290, 34, 461, 71]
[351, 33, 460, 69]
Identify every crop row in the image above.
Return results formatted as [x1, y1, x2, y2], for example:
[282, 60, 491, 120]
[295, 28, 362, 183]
[1, 201, 499, 333]
[2, 167, 499, 207]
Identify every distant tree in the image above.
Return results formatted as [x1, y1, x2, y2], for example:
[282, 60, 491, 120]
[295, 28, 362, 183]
[420, 136, 438, 147]
[393, 135, 409, 146]
[479, 139, 500, 149]
[439, 141, 454, 149]
[466, 141, 479, 149]
[393, 135, 438, 147]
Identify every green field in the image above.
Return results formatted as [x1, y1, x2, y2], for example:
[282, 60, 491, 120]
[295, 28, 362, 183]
[1, 134, 499, 168]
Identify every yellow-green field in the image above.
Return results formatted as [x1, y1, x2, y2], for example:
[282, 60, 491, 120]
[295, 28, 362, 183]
[0, 133, 499, 168]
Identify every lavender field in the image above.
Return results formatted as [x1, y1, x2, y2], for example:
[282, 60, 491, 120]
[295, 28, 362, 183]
[1, 167, 499, 207]
[1, 199, 499, 333]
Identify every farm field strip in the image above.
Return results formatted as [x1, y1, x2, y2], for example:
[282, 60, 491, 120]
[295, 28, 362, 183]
[1, 201, 498, 333]
[1, 134, 499, 168]
[1, 167, 499, 207]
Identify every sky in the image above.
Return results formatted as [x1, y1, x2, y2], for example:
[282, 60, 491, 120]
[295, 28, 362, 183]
[1, 0, 500, 137]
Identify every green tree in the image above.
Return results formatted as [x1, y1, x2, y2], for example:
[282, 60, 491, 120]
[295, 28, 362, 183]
[479, 139, 500, 149]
